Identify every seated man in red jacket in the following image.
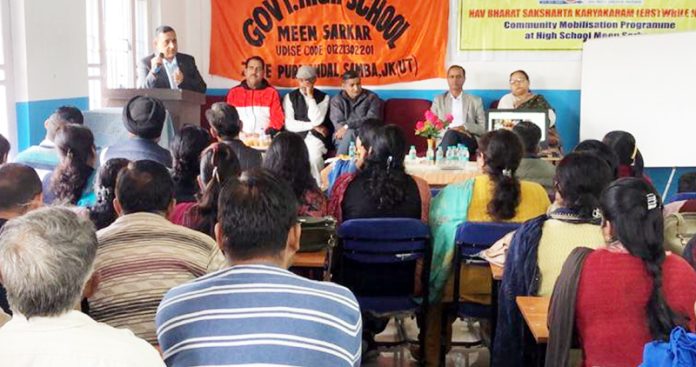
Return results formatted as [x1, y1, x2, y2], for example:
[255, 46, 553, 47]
[226, 56, 284, 137]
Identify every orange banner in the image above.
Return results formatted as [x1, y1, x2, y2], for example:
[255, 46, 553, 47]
[210, 0, 449, 87]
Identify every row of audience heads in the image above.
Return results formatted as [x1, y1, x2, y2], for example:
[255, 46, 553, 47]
[0, 102, 682, 337]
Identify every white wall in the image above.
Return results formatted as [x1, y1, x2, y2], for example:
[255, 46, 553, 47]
[13, 0, 88, 102]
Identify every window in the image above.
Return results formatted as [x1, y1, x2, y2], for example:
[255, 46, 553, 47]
[0, 0, 15, 155]
[86, 0, 150, 108]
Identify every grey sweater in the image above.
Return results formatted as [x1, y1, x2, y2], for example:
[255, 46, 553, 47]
[329, 90, 382, 131]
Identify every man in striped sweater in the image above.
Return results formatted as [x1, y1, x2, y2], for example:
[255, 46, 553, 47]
[89, 160, 226, 345]
[156, 169, 362, 366]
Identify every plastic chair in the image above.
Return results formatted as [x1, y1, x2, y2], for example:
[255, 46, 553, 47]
[335, 218, 432, 359]
[440, 221, 520, 365]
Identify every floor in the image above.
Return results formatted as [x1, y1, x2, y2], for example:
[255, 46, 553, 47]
[362, 317, 490, 367]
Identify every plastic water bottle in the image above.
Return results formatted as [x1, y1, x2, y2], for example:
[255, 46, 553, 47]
[446, 145, 455, 162]
[435, 147, 444, 166]
[426, 144, 435, 165]
[408, 145, 417, 162]
[348, 142, 356, 159]
[459, 144, 470, 162]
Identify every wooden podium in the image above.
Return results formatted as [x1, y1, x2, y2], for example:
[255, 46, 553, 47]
[102, 88, 206, 131]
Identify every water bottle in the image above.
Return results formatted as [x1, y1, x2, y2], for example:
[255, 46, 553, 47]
[435, 146, 444, 166]
[426, 144, 435, 165]
[446, 145, 455, 162]
[459, 144, 470, 162]
[348, 142, 356, 159]
[408, 145, 417, 162]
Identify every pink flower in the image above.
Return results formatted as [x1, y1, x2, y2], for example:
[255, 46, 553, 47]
[424, 110, 436, 122]
[415, 121, 424, 130]
[445, 113, 454, 122]
[434, 121, 444, 130]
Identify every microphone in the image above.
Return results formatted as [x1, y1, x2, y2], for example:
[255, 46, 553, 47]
[153, 52, 164, 73]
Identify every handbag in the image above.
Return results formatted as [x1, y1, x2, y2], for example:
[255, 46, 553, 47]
[663, 212, 696, 256]
[298, 216, 337, 253]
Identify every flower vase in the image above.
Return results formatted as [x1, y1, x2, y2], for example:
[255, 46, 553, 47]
[427, 138, 435, 151]
[426, 138, 436, 164]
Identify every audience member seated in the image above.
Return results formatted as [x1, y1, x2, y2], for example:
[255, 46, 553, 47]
[322, 118, 383, 193]
[284, 66, 332, 183]
[0, 207, 164, 366]
[42, 124, 97, 206]
[546, 178, 696, 367]
[426, 129, 550, 364]
[603, 130, 648, 180]
[0, 133, 9, 163]
[14, 106, 84, 179]
[170, 125, 211, 203]
[573, 139, 620, 179]
[89, 160, 225, 344]
[206, 101, 262, 171]
[156, 169, 362, 366]
[89, 158, 130, 230]
[498, 70, 561, 157]
[263, 132, 328, 217]
[169, 142, 241, 237]
[492, 152, 613, 366]
[0, 163, 43, 315]
[513, 121, 556, 195]
[101, 95, 172, 168]
[225, 56, 284, 136]
[664, 171, 696, 216]
[330, 70, 383, 155]
[431, 65, 485, 158]
[329, 124, 430, 224]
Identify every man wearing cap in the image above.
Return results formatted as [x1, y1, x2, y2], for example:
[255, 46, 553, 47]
[283, 66, 331, 183]
[100, 95, 172, 168]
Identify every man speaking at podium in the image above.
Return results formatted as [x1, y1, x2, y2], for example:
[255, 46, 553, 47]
[137, 25, 207, 94]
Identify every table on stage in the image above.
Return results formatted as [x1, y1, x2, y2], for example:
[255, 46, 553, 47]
[405, 161, 479, 187]
[321, 158, 480, 189]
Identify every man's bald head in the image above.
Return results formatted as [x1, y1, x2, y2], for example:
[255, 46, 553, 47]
[0, 163, 42, 216]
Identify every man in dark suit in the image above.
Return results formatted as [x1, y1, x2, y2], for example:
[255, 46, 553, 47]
[205, 102, 262, 171]
[137, 25, 206, 93]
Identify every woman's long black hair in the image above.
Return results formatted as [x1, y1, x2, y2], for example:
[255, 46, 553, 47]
[196, 143, 241, 236]
[262, 132, 319, 203]
[479, 129, 522, 220]
[573, 139, 620, 179]
[554, 152, 613, 219]
[50, 124, 95, 204]
[89, 158, 129, 230]
[603, 130, 644, 178]
[600, 178, 685, 341]
[357, 124, 410, 210]
[171, 125, 212, 197]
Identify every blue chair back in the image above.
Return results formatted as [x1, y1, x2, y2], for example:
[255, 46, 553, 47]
[455, 221, 521, 257]
[335, 218, 431, 313]
[667, 192, 696, 204]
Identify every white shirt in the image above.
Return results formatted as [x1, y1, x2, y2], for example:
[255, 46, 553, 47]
[283, 91, 330, 132]
[0, 311, 164, 367]
[449, 92, 465, 128]
[162, 56, 179, 90]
